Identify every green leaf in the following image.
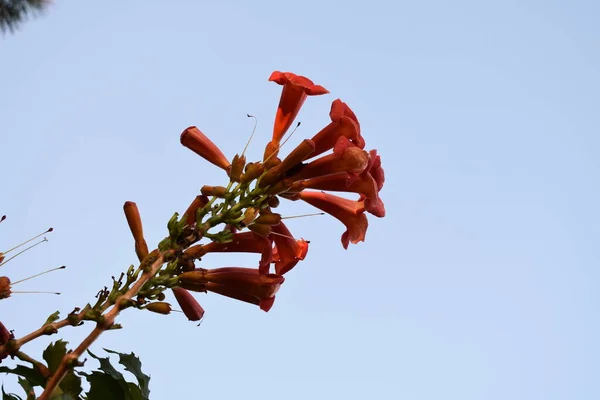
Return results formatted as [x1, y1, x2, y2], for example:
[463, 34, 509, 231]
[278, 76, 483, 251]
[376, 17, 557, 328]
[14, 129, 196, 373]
[44, 311, 61, 326]
[103, 349, 150, 399]
[1, 386, 21, 400]
[17, 378, 35, 400]
[125, 383, 144, 400]
[42, 340, 68, 373]
[59, 370, 82, 399]
[86, 351, 128, 394]
[80, 371, 126, 400]
[0, 365, 45, 387]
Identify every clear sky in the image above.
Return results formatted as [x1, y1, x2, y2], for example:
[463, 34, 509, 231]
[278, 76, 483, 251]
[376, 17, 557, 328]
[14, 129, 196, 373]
[1, 1, 599, 399]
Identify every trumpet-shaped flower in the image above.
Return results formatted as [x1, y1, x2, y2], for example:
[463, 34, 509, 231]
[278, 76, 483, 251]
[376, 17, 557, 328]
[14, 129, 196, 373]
[269, 71, 329, 144]
[295, 191, 368, 249]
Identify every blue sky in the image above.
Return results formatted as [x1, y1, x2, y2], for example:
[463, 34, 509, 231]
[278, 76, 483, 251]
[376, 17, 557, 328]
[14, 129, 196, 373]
[1, 0, 599, 399]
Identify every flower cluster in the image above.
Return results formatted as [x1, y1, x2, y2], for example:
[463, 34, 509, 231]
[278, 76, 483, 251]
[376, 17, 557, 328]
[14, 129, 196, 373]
[169, 71, 385, 314]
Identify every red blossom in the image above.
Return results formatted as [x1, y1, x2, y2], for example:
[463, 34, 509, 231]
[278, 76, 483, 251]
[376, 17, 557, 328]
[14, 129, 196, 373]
[287, 137, 370, 183]
[172, 287, 205, 321]
[270, 222, 309, 275]
[294, 191, 368, 249]
[269, 71, 329, 145]
[201, 232, 273, 274]
[181, 126, 231, 171]
[307, 99, 365, 160]
[179, 268, 284, 312]
[291, 149, 385, 217]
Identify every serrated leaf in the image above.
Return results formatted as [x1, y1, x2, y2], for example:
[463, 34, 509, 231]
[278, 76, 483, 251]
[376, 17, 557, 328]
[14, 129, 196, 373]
[0, 365, 45, 387]
[103, 349, 150, 399]
[1, 386, 21, 400]
[86, 351, 129, 394]
[17, 378, 35, 400]
[80, 371, 126, 400]
[43, 340, 68, 373]
[44, 311, 61, 326]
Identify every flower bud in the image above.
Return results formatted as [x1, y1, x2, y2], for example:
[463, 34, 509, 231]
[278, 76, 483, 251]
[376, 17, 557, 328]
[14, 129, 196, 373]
[242, 208, 258, 226]
[254, 213, 281, 226]
[172, 288, 205, 321]
[248, 223, 272, 237]
[263, 140, 280, 161]
[201, 185, 227, 198]
[145, 302, 172, 315]
[0, 277, 11, 300]
[268, 196, 280, 208]
[241, 162, 265, 184]
[184, 195, 209, 226]
[229, 154, 246, 182]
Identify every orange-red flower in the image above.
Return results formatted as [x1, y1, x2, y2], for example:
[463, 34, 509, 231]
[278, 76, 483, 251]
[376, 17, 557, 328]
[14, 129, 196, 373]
[181, 126, 231, 171]
[287, 137, 369, 183]
[269, 71, 329, 145]
[270, 222, 309, 275]
[294, 191, 368, 249]
[290, 149, 385, 217]
[307, 99, 365, 160]
[200, 232, 273, 274]
[172, 287, 205, 321]
[178, 267, 284, 312]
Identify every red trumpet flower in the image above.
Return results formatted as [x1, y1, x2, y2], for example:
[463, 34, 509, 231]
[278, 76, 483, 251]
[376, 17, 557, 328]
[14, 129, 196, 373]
[308, 99, 365, 160]
[295, 191, 368, 249]
[270, 222, 309, 275]
[269, 71, 329, 145]
[178, 267, 284, 312]
[199, 232, 273, 274]
[290, 149, 385, 217]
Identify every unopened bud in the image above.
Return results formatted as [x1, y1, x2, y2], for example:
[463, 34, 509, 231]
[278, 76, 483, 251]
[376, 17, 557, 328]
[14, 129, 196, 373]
[184, 195, 209, 226]
[145, 302, 172, 315]
[242, 208, 258, 226]
[123, 202, 148, 262]
[268, 196, 280, 208]
[229, 154, 246, 182]
[172, 288, 205, 321]
[241, 162, 265, 184]
[248, 223, 272, 237]
[201, 185, 228, 198]
[263, 140, 280, 161]
[0, 277, 11, 300]
[157, 292, 166, 301]
[265, 180, 293, 195]
[254, 213, 281, 226]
